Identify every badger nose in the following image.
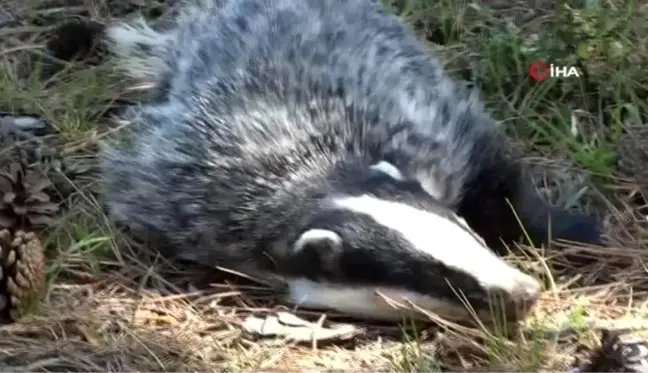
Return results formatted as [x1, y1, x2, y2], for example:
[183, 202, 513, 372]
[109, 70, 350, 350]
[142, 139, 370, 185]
[511, 278, 541, 317]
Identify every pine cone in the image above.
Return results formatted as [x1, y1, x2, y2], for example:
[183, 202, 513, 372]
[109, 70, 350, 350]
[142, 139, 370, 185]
[0, 159, 59, 230]
[0, 114, 50, 166]
[578, 330, 637, 373]
[0, 229, 45, 321]
[0, 122, 97, 202]
[47, 156, 97, 198]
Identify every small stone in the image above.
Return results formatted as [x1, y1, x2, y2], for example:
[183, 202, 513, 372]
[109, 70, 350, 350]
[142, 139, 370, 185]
[12, 117, 46, 131]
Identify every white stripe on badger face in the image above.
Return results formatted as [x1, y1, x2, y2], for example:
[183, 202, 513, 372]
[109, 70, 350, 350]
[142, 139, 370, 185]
[286, 277, 477, 322]
[331, 195, 540, 297]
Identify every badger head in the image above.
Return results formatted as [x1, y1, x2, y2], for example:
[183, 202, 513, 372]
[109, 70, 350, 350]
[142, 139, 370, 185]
[279, 161, 541, 325]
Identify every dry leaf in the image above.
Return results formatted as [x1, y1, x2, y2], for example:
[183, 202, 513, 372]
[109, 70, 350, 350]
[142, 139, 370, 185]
[242, 312, 360, 343]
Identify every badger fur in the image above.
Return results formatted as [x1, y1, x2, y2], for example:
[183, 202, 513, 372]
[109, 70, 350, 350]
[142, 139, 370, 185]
[100, 0, 601, 322]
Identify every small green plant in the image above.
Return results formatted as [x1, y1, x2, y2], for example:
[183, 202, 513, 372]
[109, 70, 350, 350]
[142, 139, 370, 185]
[390, 319, 442, 372]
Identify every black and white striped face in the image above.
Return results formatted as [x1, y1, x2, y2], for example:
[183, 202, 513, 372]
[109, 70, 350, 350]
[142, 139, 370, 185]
[283, 161, 541, 323]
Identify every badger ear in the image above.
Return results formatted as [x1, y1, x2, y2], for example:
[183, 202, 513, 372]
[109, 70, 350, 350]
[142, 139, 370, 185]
[293, 229, 343, 255]
[369, 161, 405, 181]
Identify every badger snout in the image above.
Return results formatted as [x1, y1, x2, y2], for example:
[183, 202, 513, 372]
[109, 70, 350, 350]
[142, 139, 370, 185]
[488, 270, 541, 321]
[508, 273, 541, 318]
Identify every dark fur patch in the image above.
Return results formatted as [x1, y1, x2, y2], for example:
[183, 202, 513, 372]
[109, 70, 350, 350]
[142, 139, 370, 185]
[46, 21, 106, 64]
[458, 144, 602, 254]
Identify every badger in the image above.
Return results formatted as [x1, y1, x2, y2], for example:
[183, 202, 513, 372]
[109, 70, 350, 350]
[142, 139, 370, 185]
[99, 0, 601, 323]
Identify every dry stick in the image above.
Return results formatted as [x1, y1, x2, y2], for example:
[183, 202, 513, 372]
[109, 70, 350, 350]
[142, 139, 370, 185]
[0, 44, 43, 57]
[0, 5, 89, 26]
[0, 26, 55, 36]
[522, 318, 648, 341]
[312, 313, 327, 351]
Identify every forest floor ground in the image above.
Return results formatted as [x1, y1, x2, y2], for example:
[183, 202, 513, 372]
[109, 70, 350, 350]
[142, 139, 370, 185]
[0, 0, 647, 371]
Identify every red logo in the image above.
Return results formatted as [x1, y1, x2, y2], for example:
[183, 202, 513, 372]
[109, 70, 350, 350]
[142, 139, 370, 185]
[529, 60, 550, 81]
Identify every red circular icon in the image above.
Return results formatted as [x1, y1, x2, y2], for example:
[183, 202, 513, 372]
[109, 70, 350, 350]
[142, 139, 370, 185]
[529, 60, 550, 81]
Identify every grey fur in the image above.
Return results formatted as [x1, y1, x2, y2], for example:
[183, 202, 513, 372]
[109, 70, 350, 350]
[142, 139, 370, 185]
[100, 0, 599, 322]
[103, 0, 481, 250]
[106, 0, 490, 204]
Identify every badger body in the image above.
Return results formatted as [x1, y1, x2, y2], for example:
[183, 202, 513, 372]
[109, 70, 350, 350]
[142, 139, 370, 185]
[101, 0, 600, 322]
